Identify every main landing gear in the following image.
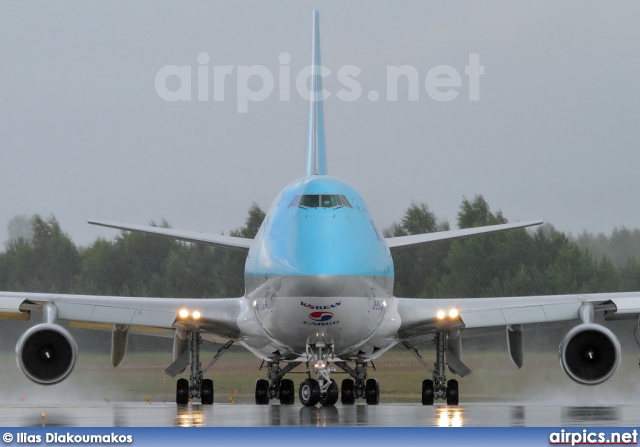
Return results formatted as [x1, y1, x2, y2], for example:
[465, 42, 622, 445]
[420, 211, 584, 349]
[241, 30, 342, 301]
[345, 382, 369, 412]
[254, 359, 381, 407]
[403, 331, 471, 406]
[255, 360, 301, 405]
[164, 331, 234, 405]
[254, 339, 381, 407]
[334, 361, 380, 405]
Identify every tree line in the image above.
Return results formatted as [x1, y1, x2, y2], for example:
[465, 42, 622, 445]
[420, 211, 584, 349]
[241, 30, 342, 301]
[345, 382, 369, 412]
[1, 196, 640, 300]
[575, 227, 640, 269]
[389, 196, 640, 298]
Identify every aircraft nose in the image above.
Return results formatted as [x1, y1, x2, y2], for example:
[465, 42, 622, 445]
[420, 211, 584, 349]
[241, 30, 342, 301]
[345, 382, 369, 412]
[287, 214, 389, 277]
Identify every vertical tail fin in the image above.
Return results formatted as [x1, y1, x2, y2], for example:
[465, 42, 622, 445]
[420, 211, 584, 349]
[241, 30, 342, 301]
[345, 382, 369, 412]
[306, 10, 328, 176]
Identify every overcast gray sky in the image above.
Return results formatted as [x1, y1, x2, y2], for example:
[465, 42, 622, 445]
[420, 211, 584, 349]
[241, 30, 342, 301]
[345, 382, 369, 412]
[1, 1, 639, 246]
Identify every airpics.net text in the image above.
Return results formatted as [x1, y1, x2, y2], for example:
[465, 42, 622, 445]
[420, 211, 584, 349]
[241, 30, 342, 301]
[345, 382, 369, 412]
[155, 52, 484, 112]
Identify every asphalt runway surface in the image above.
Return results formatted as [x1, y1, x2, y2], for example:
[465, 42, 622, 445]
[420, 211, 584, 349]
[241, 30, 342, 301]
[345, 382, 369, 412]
[0, 403, 638, 427]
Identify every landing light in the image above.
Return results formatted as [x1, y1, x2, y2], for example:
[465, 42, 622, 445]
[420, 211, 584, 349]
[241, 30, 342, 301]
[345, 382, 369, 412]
[436, 308, 459, 321]
[178, 308, 201, 320]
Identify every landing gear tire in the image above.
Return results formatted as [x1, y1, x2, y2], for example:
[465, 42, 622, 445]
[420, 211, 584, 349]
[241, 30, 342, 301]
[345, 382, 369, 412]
[446, 379, 459, 406]
[279, 378, 295, 405]
[319, 379, 339, 407]
[365, 378, 380, 405]
[422, 379, 434, 406]
[299, 378, 320, 407]
[255, 378, 270, 405]
[201, 378, 214, 405]
[176, 378, 189, 405]
[341, 379, 355, 405]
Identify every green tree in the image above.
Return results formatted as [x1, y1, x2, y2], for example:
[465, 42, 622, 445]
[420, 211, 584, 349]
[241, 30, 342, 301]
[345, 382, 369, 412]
[230, 202, 266, 239]
[576, 227, 640, 268]
[437, 196, 533, 297]
[6, 215, 32, 245]
[220, 203, 266, 296]
[3, 199, 639, 306]
[389, 202, 450, 297]
[1, 215, 81, 293]
[620, 258, 640, 291]
[457, 195, 507, 228]
[74, 238, 123, 295]
[179, 244, 227, 298]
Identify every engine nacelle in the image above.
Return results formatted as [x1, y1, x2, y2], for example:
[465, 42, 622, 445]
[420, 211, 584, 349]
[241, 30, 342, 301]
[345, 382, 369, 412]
[559, 323, 620, 385]
[16, 324, 78, 385]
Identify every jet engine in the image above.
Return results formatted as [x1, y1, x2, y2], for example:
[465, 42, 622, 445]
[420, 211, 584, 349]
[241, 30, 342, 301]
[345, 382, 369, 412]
[16, 324, 78, 385]
[559, 323, 620, 385]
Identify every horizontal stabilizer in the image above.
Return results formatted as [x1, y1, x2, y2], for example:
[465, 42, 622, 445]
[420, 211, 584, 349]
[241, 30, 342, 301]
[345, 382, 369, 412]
[88, 219, 252, 252]
[386, 220, 543, 250]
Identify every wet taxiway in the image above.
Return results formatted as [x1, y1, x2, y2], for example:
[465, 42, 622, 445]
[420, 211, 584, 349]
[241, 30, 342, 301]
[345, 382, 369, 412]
[0, 403, 638, 427]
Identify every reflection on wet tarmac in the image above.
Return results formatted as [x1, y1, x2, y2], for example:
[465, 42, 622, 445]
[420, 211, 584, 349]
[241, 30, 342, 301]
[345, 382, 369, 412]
[175, 404, 209, 427]
[298, 406, 339, 426]
[510, 406, 526, 426]
[436, 407, 464, 427]
[0, 403, 638, 427]
[562, 407, 620, 426]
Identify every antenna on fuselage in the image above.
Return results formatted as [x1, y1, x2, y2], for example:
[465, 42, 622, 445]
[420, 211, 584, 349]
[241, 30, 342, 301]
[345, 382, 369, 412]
[305, 10, 328, 177]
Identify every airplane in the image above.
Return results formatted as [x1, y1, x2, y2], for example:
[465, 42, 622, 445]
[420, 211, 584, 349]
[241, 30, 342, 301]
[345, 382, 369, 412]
[1, 10, 639, 407]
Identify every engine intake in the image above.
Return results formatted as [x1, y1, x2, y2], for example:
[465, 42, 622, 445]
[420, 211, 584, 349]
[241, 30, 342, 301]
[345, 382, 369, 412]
[559, 323, 620, 385]
[16, 324, 78, 385]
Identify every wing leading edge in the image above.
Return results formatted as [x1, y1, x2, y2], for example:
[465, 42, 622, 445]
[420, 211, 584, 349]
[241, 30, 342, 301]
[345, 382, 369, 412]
[0, 291, 246, 340]
[88, 219, 252, 252]
[386, 220, 543, 250]
[395, 291, 640, 340]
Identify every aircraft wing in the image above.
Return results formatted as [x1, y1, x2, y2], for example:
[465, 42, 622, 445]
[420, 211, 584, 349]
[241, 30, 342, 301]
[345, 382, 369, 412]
[385, 220, 543, 250]
[0, 291, 247, 340]
[88, 219, 252, 252]
[395, 291, 640, 340]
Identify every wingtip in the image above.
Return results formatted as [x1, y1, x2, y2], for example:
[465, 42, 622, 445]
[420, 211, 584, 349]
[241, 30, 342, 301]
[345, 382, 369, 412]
[87, 219, 110, 229]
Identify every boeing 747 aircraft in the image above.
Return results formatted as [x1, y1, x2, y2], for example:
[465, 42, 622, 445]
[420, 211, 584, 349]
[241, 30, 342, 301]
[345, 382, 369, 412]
[1, 11, 639, 407]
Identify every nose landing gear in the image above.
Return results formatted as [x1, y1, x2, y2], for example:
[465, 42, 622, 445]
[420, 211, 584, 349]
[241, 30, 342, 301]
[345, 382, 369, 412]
[299, 339, 340, 407]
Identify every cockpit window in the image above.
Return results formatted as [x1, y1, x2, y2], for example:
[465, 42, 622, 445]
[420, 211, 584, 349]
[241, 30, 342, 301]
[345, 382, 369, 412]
[295, 194, 353, 209]
[321, 195, 342, 207]
[299, 195, 320, 208]
[339, 195, 352, 208]
[288, 195, 301, 208]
